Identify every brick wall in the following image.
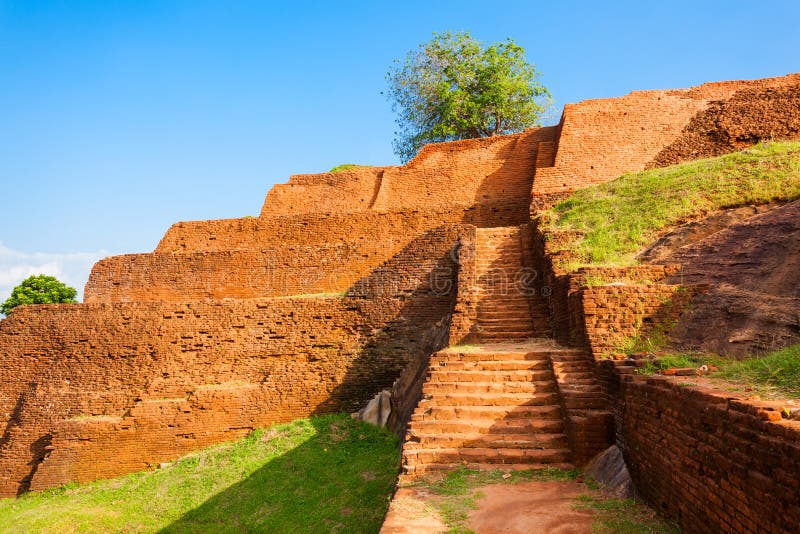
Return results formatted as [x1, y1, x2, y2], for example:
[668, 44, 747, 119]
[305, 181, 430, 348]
[599, 365, 800, 534]
[572, 284, 700, 357]
[530, 73, 800, 212]
[261, 166, 385, 216]
[0, 226, 459, 496]
[448, 226, 478, 345]
[88, 212, 474, 303]
[259, 127, 554, 221]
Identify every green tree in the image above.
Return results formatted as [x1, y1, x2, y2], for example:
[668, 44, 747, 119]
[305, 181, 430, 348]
[1, 274, 77, 315]
[386, 31, 551, 162]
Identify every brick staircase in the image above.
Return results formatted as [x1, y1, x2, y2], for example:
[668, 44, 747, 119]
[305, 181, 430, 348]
[399, 226, 612, 478]
[402, 343, 581, 476]
[475, 226, 549, 342]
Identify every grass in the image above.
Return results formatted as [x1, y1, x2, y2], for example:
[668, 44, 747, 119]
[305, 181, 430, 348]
[574, 494, 679, 533]
[634, 344, 800, 399]
[0, 414, 399, 533]
[329, 163, 368, 173]
[540, 141, 800, 271]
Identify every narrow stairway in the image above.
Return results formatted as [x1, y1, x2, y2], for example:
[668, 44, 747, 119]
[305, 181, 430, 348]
[475, 227, 549, 341]
[400, 225, 612, 478]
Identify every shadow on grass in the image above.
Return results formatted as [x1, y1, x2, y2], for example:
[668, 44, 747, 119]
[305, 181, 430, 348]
[160, 415, 398, 534]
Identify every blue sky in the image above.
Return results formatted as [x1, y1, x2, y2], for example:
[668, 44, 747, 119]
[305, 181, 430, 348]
[1, 0, 799, 299]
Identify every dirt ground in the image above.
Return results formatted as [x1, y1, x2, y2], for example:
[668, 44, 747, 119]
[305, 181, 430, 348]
[381, 480, 598, 534]
[647, 200, 800, 356]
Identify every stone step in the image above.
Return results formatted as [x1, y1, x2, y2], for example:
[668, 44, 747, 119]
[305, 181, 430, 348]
[403, 447, 572, 465]
[420, 391, 560, 406]
[405, 433, 569, 450]
[423, 380, 557, 395]
[410, 404, 563, 423]
[403, 462, 575, 476]
[427, 369, 554, 382]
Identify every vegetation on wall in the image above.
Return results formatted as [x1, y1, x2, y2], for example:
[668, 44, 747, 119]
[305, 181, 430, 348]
[540, 141, 800, 271]
[386, 31, 551, 162]
[1, 274, 77, 315]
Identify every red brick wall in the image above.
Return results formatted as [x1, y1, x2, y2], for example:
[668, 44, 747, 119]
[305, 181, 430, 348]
[600, 366, 800, 534]
[261, 166, 385, 215]
[88, 213, 471, 302]
[530, 73, 800, 211]
[0, 225, 458, 496]
[259, 127, 555, 220]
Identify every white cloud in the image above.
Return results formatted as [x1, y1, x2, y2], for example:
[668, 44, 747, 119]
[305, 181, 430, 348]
[0, 243, 110, 303]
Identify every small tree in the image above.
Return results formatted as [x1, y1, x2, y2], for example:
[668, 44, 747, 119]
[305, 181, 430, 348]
[386, 31, 551, 162]
[1, 274, 77, 315]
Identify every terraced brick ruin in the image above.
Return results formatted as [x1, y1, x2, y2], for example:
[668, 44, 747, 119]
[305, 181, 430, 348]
[2, 73, 800, 533]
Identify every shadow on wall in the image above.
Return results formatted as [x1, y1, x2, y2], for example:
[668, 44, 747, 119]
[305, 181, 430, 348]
[312, 226, 461, 421]
[467, 131, 541, 228]
[160, 416, 398, 533]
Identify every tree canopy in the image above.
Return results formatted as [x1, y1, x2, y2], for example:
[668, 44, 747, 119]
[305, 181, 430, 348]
[386, 31, 551, 162]
[1, 274, 77, 315]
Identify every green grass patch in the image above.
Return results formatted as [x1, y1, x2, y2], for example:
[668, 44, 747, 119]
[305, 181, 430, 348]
[0, 414, 399, 533]
[634, 344, 800, 399]
[329, 163, 368, 173]
[574, 494, 679, 533]
[541, 141, 800, 271]
[713, 344, 800, 398]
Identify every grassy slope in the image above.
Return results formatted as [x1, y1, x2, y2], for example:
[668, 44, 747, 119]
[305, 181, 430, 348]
[0, 415, 399, 533]
[541, 141, 800, 270]
[638, 344, 800, 399]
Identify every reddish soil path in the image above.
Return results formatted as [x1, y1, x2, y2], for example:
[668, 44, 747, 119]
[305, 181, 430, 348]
[381, 480, 597, 534]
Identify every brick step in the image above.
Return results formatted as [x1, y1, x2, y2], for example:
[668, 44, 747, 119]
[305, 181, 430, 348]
[476, 313, 533, 320]
[475, 316, 534, 324]
[553, 364, 593, 374]
[478, 335, 536, 342]
[407, 418, 564, 437]
[476, 323, 534, 331]
[403, 462, 575, 476]
[410, 405, 563, 423]
[420, 391, 560, 407]
[551, 354, 593, 364]
[563, 393, 607, 410]
[433, 359, 551, 371]
[427, 369, 554, 382]
[560, 384, 601, 393]
[476, 331, 536, 339]
[476, 294, 532, 301]
[423, 381, 557, 395]
[405, 433, 569, 450]
[475, 323, 534, 330]
[432, 351, 552, 363]
[403, 447, 572, 465]
[476, 308, 534, 316]
[553, 377, 597, 386]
